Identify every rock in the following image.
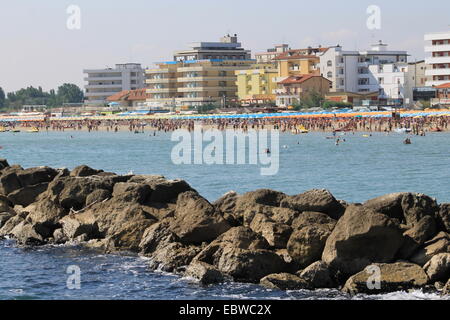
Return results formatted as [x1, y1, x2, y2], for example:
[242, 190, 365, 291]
[342, 262, 429, 295]
[24, 198, 67, 229]
[53, 228, 68, 244]
[16, 167, 57, 187]
[423, 253, 450, 282]
[213, 191, 238, 216]
[170, 191, 230, 245]
[260, 273, 308, 290]
[60, 214, 100, 240]
[364, 193, 405, 220]
[287, 225, 331, 268]
[401, 193, 439, 226]
[0, 197, 14, 214]
[443, 279, 450, 295]
[0, 159, 9, 170]
[7, 183, 49, 207]
[410, 232, 450, 266]
[70, 165, 103, 177]
[142, 177, 193, 203]
[0, 214, 25, 237]
[403, 216, 437, 245]
[185, 261, 225, 285]
[291, 211, 337, 232]
[112, 182, 151, 204]
[10, 221, 49, 245]
[269, 207, 301, 226]
[0, 171, 22, 195]
[236, 189, 287, 208]
[215, 246, 286, 283]
[436, 204, 450, 233]
[298, 261, 335, 289]
[322, 205, 404, 275]
[0, 212, 13, 229]
[85, 189, 111, 206]
[280, 189, 344, 220]
[249, 214, 292, 249]
[149, 242, 202, 272]
[139, 219, 179, 255]
[47, 176, 112, 211]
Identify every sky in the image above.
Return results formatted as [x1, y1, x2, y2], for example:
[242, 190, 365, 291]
[0, 0, 449, 93]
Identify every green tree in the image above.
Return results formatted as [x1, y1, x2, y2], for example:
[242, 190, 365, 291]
[0, 87, 5, 109]
[57, 83, 84, 105]
[301, 90, 325, 109]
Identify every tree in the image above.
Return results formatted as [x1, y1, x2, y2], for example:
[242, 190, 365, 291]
[301, 90, 325, 109]
[0, 87, 5, 109]
[57, 83, 84, 105]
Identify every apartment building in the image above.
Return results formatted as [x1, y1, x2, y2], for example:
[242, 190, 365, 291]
[319, 42, 408, 94]
[255, 44, 290, 63]
[146, 59, 253, 107]
[173, 34, 251, 62]
[83, 63, 145, 105]
[273, 47, 326, 78]
[275, 75, 331, 107]
[425, 31, 450, 87]
[235, 64, 278, 101]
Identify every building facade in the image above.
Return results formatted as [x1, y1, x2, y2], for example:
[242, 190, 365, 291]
[255, 44, 290, 63]
[83, 63, 145, 105]
[173, 34, 251, 62]
[425, 31, 450, 87]
[106, 88, 151, 108]
[235, 64, 278, 101]
[275, 75, 331, 107]
[146, 59, 253, 107]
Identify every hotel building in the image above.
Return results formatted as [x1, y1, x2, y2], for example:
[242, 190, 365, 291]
[235, 64, 278, 101]
[83, 63, 145, 105]
[425, 31, 450, 87]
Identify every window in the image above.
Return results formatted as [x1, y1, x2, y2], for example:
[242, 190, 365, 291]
[378, 77, 384, 84]
[327, 60, 332, 67]
[327, 72, 333, 78]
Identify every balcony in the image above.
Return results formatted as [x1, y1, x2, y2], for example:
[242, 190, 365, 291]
[425, 57, 450, 65]
[147, 88, 178, 93]
[85, 84, 122, 89]
[146, 69, 171, 74]
[84, 76, 122, 81]
[85, 92, 118, 97]
[425, 68, 450, 76]
[178, 86, 236, 93]
[425, 44, 450, 53]
[425, 32, 450, 41]
[146, 78, 175, 84]
[177, 76, 235, 82]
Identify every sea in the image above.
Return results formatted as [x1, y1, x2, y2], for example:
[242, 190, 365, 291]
[0, 129, 449, 300]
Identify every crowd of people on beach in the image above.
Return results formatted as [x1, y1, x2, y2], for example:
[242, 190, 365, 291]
[4, 114, 449, 135]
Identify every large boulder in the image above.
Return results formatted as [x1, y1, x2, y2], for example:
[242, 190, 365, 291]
[112, 182, 151, 204]
[10, 221, 49, 245]
[297, 261, 335, 289]
[215, 246, 286, 283]
[0, 171, 22, 195]
[70, 165, 103, 177]
[139, 219, 179, 255]
[260, 273, 308, 290]
[185, 261, 225, 285]
[436, 204, 450, 233]
[401, 193, 439, 226]
[213, 191, 238, 216]
[249, 214, 292, 249]
[291, 211, 337, 232]
[7, 183, 49, 207]
[148, 242, 202, 273]
[364, 193, 405, 220]
[287, 225, 331, 268]
[170, 191, 230, 245]
[233, 189, 287, 222]
[322, 205, 404, 275]
[0, 214, 25, 237]
[0, 159, 9, 170]
[280, 189, 344, 220]
[423, 253, 450, 283]
[16, 167, 57, 187]
[342, 262, 429, 295]
[410, 232, 450, 266]
[59, 214, 100, 240]
[129, 175, 194, 203]
[0, 212, 13, 229]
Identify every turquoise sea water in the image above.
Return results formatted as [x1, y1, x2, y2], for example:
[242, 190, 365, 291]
[0, 130, 449, 300]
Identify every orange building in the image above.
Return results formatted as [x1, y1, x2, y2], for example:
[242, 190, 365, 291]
[276, 75, 331, 107]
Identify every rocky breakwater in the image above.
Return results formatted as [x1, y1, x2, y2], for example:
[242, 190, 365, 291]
[1, 158, 450, 296]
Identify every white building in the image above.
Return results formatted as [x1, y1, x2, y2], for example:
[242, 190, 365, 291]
[425, 31, 450, 87]
[83, 63, 145, 105]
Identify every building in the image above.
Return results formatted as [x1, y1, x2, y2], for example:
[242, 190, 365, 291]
[273, 47, 326, 78]
[146, 59, 253, 108]
[106, 88, 151, 108]
[319, 42, 408, 93]
[173, 34, 251, 62]
[146, 35, 253, 108]
[255, 44, 290, 63]
[275, 75, 331, 107]
[425, 31, 450, 87]
[235, 64, 278, 101]
[325, 92, 379, 107]
[83, 63, 145, 105]
[433, 83, 450, 107]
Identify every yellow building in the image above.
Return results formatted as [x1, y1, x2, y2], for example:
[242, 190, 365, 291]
[235, 64, 278, 101]
[146, 59, 253, 107]
[273, 47, 327, 77]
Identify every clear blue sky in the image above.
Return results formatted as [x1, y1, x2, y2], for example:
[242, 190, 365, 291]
[0, 0, 449, 92]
